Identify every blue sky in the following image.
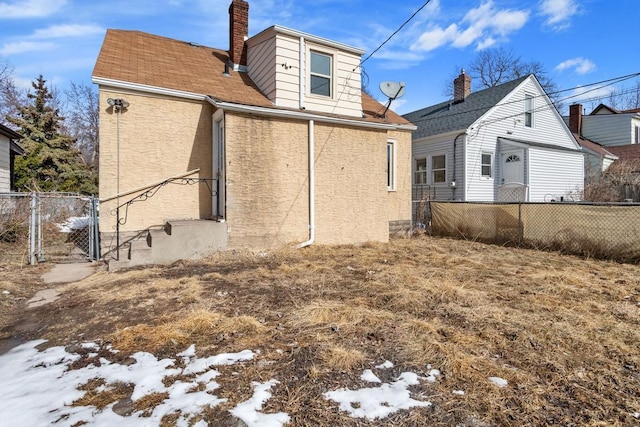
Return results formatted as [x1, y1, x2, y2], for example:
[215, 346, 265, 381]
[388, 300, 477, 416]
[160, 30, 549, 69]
[0, 0, 637, 115]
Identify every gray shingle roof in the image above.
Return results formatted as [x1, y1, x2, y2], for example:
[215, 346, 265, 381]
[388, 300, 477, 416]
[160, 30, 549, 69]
[403, 75, 530, 139]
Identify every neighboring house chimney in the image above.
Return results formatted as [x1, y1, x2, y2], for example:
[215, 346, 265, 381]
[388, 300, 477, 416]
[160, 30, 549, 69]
[454, 69, 471, 102]
[229, 0, 249, 71]
[569, 103, 583, 134]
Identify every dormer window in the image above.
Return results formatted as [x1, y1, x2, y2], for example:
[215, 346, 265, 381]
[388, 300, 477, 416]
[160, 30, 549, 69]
[310, 51, 332, 97]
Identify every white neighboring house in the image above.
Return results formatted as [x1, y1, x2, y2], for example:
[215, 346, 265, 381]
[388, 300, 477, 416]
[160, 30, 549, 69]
[403, 72, 584, 202]
[0, 123, 23, 193]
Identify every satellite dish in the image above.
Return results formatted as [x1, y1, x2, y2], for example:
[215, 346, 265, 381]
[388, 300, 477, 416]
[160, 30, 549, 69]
[378, 81, 406, 118]
[380, 81, 406, 100]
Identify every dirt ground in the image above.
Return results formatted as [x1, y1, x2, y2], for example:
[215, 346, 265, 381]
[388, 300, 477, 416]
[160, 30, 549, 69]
[1, 236, 640, 426]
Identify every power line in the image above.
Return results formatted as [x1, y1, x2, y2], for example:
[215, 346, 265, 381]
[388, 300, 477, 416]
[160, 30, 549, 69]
[406, 71, 640, 130]
[358, 0, 433, 69]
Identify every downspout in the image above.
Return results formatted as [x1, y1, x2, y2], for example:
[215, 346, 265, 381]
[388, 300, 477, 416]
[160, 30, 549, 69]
[299, 36, 305, 110]
[451, 132, 466, 200]
[297, 119, 315, 248]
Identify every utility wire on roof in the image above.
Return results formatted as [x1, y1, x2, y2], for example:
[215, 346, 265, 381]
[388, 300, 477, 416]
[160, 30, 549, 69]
[407, 71, 640, 129]
[356, 0, 433, 70]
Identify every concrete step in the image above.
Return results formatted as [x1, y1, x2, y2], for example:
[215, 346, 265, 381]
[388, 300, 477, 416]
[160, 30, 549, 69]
[108, 220, 228, 270]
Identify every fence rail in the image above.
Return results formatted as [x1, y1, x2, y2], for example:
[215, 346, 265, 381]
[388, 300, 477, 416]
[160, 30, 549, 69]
[427, 201, 640, 263]
[0, 192, 99, 265]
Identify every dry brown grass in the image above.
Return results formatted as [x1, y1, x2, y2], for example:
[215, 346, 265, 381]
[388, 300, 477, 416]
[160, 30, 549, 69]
[3, 236, 640, 426]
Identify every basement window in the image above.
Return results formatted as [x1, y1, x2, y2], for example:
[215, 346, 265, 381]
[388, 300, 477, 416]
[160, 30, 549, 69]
[310, 51, 332, 97]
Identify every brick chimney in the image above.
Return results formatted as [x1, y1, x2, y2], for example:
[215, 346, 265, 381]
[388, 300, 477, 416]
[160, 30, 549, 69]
[454, 69, 471, 102]
[569, 103, 583, 134]
[229, 0, 249, 71]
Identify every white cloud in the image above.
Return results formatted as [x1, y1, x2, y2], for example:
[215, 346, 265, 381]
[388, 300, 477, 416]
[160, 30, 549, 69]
[556, 57, 596, 74]
[0, 41, 55, 55]
[540, 0, 578, 30]
[412, 24, 459, 52]
[0, 0, 66, 18]
[31, 24, 104, 39]
[411, 1, 529, 52]
[567, 84, 612, 104]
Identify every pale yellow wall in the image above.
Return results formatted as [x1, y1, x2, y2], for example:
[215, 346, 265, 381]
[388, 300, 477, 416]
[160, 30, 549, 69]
[98, 88, 411, 247]
[224, 113, 412, 249]
[99, 88, 213, 234]
[387, 129, 413, 224]
[224, 114, 310, 248]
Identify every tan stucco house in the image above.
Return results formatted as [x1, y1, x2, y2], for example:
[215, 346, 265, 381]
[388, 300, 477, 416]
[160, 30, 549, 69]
[92, 0, 415, 268]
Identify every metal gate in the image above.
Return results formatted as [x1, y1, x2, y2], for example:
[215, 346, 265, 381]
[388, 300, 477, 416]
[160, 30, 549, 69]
[0, 192, 99, 265]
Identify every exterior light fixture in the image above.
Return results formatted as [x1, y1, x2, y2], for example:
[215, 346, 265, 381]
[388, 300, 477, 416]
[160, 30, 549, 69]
[107, 98, 130, 110]
[108, 97, 130, 260]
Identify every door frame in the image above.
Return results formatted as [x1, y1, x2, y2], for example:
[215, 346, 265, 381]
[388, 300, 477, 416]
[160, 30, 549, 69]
[500, 149, 526, 185]
[213, 110, 225, 219]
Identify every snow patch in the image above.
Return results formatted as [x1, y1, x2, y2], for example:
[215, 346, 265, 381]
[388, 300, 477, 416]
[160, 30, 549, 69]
[0, 340, 262, 426]
[488, 376, 508, 388]
[56, 216, 92, 233]
[375, 360, 394, 369]
[230, 380, 290, 427]
[324, 372, 432, 420]
[360, 369, 381, 383]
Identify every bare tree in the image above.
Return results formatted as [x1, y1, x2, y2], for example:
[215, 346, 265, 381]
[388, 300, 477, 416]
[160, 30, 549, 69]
[583, 159, 640, 202]
[0, 60, 27, 127]
[601, 78, 640, 111]
[64, 82, 99, 168]
[443, 48, 561, 107]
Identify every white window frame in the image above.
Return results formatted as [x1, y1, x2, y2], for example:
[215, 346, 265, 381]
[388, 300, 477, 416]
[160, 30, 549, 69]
[387, 140, 397, 191]
[387, 139, 398, 191]
[414, 157, 427, 185]
[431, 154, 447, 184]
[635, 125, 640, 144]
[524, 94, 534, 128]
[481, 152, 493, 178]
[309, 49, 333, 98]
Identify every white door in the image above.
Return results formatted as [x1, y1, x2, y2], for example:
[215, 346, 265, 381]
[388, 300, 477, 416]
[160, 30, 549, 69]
[213, 117, 225, 218]
[501, 150, 525, 184]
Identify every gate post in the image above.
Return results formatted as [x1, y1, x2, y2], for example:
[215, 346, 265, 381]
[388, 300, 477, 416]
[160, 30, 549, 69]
[29, 193, 36, 265]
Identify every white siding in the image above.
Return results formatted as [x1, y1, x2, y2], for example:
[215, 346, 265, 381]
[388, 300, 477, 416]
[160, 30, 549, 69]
[247, 29, 363, 117]
[0, 135, 10, 192]
[412, 134, 461, 200]
[247, 36, 277, 101]
[464, 76, 581, 201]
[480, 78, 578, 150]
[582, 114, 634, 146]
[528, 148, 583, 201]
[466, 126, 498, 201]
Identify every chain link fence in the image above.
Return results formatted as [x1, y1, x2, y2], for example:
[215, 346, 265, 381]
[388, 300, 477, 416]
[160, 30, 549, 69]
[425, 201, 640, 263]
[0, 193, 99, 266]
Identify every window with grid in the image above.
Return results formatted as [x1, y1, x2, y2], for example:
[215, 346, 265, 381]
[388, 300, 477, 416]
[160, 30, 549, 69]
[415, 158, 427, 184]
[431, 154, 446, 183]
[310, 51, 332, 97]
[481, 152, 492, 178]
[524, 94, 534, 127]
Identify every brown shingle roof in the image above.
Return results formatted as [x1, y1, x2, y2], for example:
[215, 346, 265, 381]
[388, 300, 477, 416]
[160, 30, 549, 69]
[572, 133, 617, 158]
[93, 29, 411, 126]
[607, 144, 640, 162]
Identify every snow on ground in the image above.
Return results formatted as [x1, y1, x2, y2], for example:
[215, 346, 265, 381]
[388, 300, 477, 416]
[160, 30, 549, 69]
[0, 340, 441, 425]
[488, 376, 508, 388]
[56, 216, 93, 233]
